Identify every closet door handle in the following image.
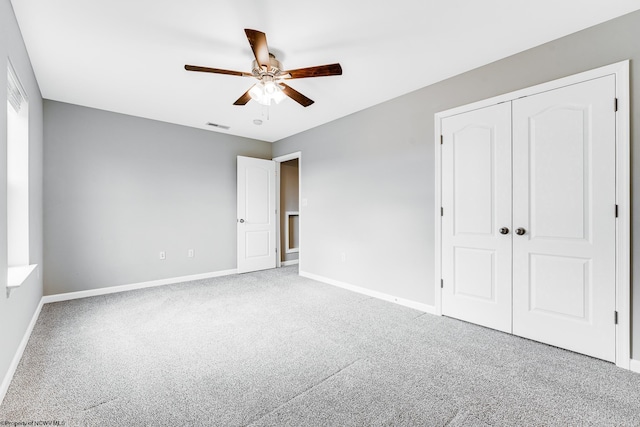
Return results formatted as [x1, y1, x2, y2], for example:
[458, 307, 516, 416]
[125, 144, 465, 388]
[499, 227, 509, 235]
[515, 227, 526, 236]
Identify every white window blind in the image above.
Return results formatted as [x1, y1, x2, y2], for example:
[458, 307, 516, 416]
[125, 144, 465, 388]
[7, 58, 30, 270]
[7, 62, 27, 113]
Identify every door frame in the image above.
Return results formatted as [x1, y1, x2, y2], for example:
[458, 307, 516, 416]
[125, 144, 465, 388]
[273, 151, 302, 269]
[434, 60, 630, 369]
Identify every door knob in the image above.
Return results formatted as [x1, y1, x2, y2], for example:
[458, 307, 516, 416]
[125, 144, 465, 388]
[499, 227, 509, 235]
[515, 227, 526, 235]
[238, 219, 245, 223]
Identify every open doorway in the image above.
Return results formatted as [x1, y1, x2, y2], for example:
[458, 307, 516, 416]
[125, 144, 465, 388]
[273, 152, 301, 268]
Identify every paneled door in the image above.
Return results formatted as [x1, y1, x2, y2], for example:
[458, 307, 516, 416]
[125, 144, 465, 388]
[441, 103, 513, 333]
[441, 75, 617, 362]
[512, 75, 616, 362]
[237, 156, 276, 274]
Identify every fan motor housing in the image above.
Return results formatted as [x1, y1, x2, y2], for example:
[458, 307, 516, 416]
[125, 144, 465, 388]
[252, 54, 283, 77]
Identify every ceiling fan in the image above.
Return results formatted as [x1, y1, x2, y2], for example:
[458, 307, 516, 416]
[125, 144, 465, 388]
[185, 29, 342, 108]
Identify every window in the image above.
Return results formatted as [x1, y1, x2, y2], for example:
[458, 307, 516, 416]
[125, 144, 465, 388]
[7, 59, 35, 292]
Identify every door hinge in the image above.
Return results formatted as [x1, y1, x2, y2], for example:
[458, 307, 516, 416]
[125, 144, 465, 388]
[614, 311, 618, 324]
[440, 279, 443, 289]
[441, 207, 444, 217]
[614, 98, 618, 112]
[440, 135, 443, 145]
[615, 204, 618, 218]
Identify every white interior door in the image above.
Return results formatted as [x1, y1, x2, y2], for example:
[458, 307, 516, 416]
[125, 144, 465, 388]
[237, 156, 276, 274]
[512, 75, 617, 362]
[441, 102, 513, 333]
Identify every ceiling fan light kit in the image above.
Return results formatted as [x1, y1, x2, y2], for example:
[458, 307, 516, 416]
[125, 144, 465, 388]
[249, 76, 286, 106]
[185, 29, 342, 108]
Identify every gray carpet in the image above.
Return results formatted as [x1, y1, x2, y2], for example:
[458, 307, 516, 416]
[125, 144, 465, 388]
[1, 266, 640, 426]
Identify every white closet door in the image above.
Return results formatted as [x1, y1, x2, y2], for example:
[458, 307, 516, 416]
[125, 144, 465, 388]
[441, 103, 513, 333]
[512, 75, 616, 362]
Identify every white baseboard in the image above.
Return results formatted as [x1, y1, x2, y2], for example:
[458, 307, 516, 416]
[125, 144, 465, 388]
[300, 271, 437, 315]
[630, 359, 640, 374]
[42, 269, 238, 304]
[0, 298, 44, 405]
[281, 260, 299, 267]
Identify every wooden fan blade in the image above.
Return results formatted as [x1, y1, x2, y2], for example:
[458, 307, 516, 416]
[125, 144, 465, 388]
[280, 83, 314, 107]
[233, 88, 253, 105]
[185, 65, 252, 77]
[283, 63, 342, 79]
[244, 29, 271, 71]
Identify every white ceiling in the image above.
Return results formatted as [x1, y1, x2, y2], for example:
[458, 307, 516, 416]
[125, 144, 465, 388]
[10, 1, 640, 142]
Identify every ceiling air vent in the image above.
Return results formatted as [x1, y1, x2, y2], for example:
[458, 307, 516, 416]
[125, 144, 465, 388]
[206, 122, 230, 130]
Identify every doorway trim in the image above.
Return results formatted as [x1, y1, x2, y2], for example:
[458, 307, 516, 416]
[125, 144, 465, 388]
[434, 60, 630, 369]
[273, 151, 302, 269]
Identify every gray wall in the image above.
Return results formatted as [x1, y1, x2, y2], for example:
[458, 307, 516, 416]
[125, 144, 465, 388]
[0, 0, 44, 396]
[280, 159, 299, 263]
[44, 101, 271, 295]
[274, 97, 434, 305]
[273, 10, 640, 358]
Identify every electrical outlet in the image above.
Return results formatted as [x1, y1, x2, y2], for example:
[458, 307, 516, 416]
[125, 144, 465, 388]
[341, 252, 346, 262]
[159, 251, 166, 260]
[188, 249, 194, 258]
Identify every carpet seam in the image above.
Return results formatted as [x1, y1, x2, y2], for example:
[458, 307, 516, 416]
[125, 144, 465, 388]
[83, 397, 118, 412]
[244, 358, 362, 426]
